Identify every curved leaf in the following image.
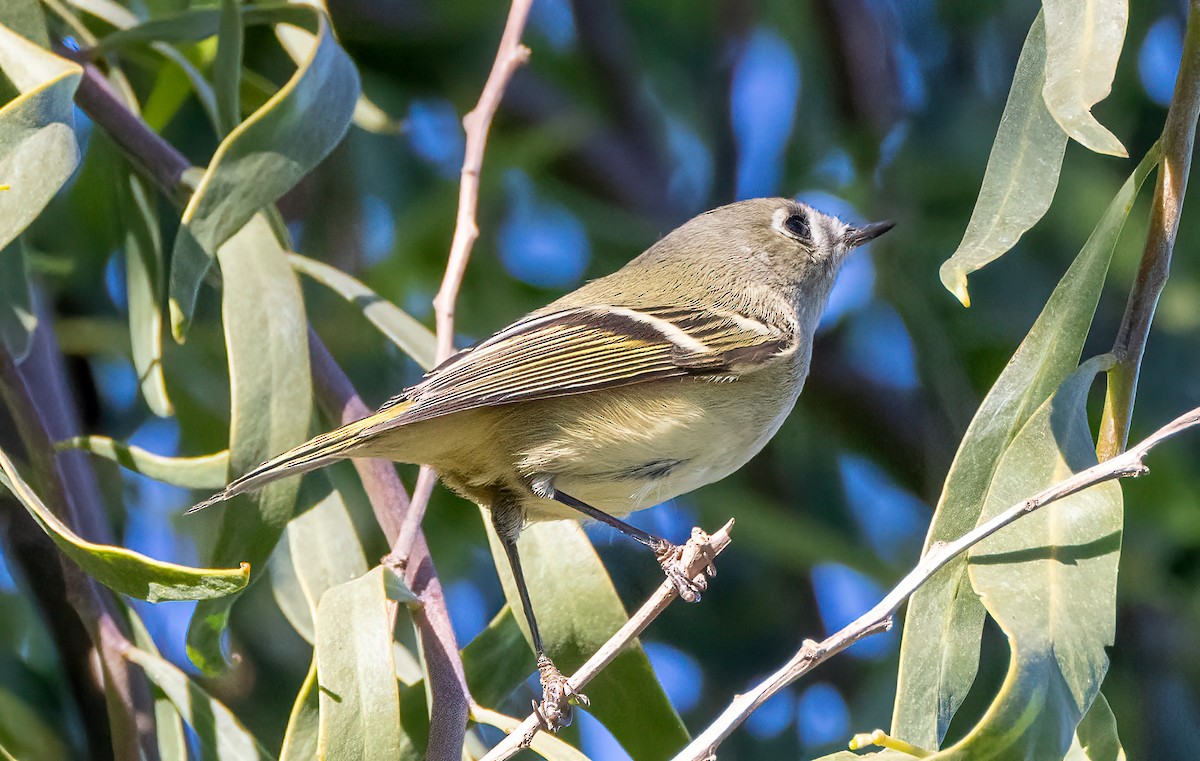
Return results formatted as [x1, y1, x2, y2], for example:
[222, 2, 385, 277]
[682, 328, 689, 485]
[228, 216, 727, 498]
[1065, 693, 1125, 761]
[290, 254, 437, 371]
[123, 645, 274, 760]
[892, 147, 1158, 748]
[58, 435, 229, 489]
[186, 213, 312, 672]
[484, 515, 689, 760]
[939, 13, 1066, 306]
[472, 706, 591, 761]
[280, 656, 319, 761]
[127, 608, 188, 761]
[167, 5, 360, 339]
[0, 445, 248, 602]
[1042, 0, 1128, 157]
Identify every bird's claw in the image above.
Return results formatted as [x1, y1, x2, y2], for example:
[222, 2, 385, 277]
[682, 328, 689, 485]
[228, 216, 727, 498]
[533, 656, 588, 732]
[656, 527, 717, 603]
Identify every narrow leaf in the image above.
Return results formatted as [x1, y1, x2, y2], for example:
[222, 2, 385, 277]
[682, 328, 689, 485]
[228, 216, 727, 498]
[214, 0, 243, 136]
[939, 13, 1066, 306]
[127, 608, 188, 761]
[167, 5, 360, 339]
[59, 435, 229, 489]
[1042, 0, 1128, 157]
[462, 606, 535, 709]
[123, 645, 274, 760]
[485, 515, 689, 760]
[472, 706, 591, 761]
[1065, 693, 1125, 761]
[280, 656, 320, 761]
[0, 445, 248, 602]
[0, 241, 35, 362]
[892, 147, 1158, 748]
[315, 566, 410, 759]
[290, 254, 437, 371]
[186, 213, 312, 672]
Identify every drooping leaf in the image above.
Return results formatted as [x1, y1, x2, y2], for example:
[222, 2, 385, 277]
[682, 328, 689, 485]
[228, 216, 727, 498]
[471, 706, 591, 761]
[0, 242, 35, 362]
[123, 645, 274, 760]
[167, 5, 360, 339]
[186, 213, 312, 672]
[59, 435, 229, 489]
[0, 23, 81, 253]
[280, 656, 320, 761]
[1064, 693, 1125, 761]
[484, 515, 689, 760]
[929, 355, 1122, 759]
[938, 13, 1067, 306]
[290, 253, 437, 371]
[117, 170, 173, 416]
[1042, 0, 1128, 157]
[0, 445, 248, 602]
[127, 608, 188, 761]
[891, 147, 1158, 749]
[315, 565, 413, 760]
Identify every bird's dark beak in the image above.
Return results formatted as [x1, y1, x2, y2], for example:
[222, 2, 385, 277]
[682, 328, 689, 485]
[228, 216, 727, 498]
[847, 220, 895, 248]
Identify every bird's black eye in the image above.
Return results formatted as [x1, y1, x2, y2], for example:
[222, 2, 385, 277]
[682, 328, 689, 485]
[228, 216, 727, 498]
[784, 213, 810, 240]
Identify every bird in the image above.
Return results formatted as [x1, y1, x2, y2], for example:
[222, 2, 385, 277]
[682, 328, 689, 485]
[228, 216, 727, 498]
[189, 196, 893, 729]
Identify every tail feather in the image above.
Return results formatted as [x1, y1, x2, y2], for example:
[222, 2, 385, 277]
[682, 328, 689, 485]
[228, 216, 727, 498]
[185, 402, 411, 514]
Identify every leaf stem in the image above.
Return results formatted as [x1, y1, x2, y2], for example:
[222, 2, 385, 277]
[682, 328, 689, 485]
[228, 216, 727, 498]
[1098, 0, 1200, 459]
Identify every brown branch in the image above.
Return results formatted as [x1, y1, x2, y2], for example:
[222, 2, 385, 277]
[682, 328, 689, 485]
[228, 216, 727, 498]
[391, 0, 534, 567]
[1098, 0, 1200, 458]
[478, 522, 735, 760]
[672, 406, 1200, 760]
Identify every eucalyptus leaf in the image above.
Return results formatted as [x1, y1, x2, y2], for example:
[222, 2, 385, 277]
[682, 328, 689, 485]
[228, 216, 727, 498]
[930, 354, 1121, 759]
[123, 645, 274, 760]
[1042, 0, 1128, 157]
[167, 5, 360, 339]
[484, 515, 689, 760]
[186, 213, 312, 672]
[0, 687, 70, 761]
[462, 606, 535, 709]
[1064, 693, 1125, 761]
[892, 147, 1157, 748]
[0, 0, 49, 47]
[127, 608, 188, 761]
[59, 435, 229, 489]
[0, 242, 35, 362]
[214, 0, 243, 136]
[290, 253, 437, 371]
[938, 13, 1066, 306]
[472, 706, 591, 761]
[0, 445, 248, 602]
[280, 656, 320, 761]
[315, 565, 411, 760]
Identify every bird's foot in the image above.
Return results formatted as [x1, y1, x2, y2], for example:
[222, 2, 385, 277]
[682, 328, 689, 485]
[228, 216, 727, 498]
[533, 655, 589, 732]
[655, 527, 717, 603]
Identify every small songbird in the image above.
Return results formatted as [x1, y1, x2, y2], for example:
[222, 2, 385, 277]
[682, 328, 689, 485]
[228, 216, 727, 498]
[190, 197, 892, 728]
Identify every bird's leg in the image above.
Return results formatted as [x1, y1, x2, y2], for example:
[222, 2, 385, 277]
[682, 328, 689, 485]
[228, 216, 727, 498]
[549, 488, 716, 603]
[491, 500, 588, 732]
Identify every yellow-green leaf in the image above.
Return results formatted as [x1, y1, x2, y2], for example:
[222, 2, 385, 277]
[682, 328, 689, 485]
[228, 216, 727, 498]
[58, 435, 229, 489]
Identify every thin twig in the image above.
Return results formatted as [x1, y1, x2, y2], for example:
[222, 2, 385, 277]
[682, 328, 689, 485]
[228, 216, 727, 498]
[479, 521, 735, 761]
[391, 0, 534, 566]
[1098, 0, 1200, 459]
[672, 406, 1200, 761]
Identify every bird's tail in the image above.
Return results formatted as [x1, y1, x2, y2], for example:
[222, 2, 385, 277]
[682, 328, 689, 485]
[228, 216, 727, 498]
[186, 400, 412, 514]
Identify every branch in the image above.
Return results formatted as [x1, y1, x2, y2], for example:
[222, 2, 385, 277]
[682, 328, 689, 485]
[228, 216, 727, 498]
[673, 406, 1200, 761]
[479, 521, 735, 761]
[391, 0, 534, 565]
[1098, 0, 1200, 458]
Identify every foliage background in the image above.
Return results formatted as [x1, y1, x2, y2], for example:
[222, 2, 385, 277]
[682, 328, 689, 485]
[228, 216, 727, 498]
[2, 0, 1199, 759]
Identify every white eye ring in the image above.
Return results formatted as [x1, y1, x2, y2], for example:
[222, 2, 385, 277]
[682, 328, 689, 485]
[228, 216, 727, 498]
[772, 207, 810, 241]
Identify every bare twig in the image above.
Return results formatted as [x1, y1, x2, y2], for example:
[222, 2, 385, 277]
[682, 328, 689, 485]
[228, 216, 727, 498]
[479, 521, 735, 761]
[673, 407, 1200, 761]
[391, 0, 534, 566]
[1098, 0, 1200, 459]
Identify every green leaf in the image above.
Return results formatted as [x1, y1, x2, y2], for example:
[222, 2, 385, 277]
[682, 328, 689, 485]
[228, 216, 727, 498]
[1065, 693, 1125, 761]
[0, 241, 35, 362]
[214, 0, 243, 136]
[269, 483, 369, 643]
[930, 355, 1121, 759]
[472, 706, 591, 761]
[280, 656, 320, 761]
[117, 170, 173, 416]
[186, 213, 312, 672]
[0, 688, 71, 761]
[0, 0, 49, 47]
[123, 645, 274, 760]
[127, 608, 188, 761]
[938, 13, 1067, 306]
[167, 5, 360, 340]
[0, 445, 248, 602]
[462, 606, 536, 709]
[892, 147, 1158, 749]
[1042, 0, 1128, 157]
[315, 565, 412, 759]
[484, 515, 689, 760]
[59, 435, 229, 489]
[290, 253, 437, 371]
